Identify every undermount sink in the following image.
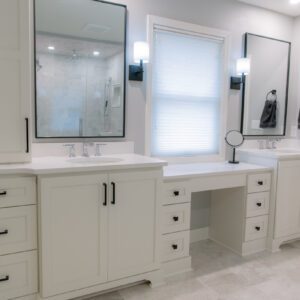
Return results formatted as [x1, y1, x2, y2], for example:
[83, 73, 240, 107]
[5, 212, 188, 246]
[67, 156, 123, 164]
[270, 148, 300, 154]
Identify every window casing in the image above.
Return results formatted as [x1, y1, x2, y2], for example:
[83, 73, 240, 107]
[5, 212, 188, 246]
[146, 16, 230, 162]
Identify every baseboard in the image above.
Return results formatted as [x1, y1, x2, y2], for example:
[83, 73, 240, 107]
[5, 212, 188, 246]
[190, 227, 209, 243]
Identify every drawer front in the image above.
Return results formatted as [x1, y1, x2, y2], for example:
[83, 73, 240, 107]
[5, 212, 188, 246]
[245, 215, 268, 242]
[163, 181, 190, 205]
[161, 231, 190, 262]
[0, 206, 37, 256]
[246, 192, 270, 218]
[162, 203, 191, 234]
[0, 251, 38, 299]
[248, 173, 271, 193]
[0, 177, 36, 209]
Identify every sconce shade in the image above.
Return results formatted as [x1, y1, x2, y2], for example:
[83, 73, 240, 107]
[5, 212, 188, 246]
[134, 42, 149, 64]
[236, 58, 250, 76]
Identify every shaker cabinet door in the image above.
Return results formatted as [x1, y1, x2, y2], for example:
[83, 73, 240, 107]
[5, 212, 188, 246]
[275, 161, 300, 238]
[0, 0, 32, 163]
[39, 174, 108, 298]
[108, 170, 161, 281]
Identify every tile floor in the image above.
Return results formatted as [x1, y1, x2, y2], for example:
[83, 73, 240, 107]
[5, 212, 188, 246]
[82, 240, 300, 300]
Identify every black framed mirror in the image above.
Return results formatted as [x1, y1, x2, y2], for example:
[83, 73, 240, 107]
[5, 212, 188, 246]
[241, 33, 291, 137]
[34, 0, 127, 139]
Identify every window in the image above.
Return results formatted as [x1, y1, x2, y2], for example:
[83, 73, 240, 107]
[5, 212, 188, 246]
[147, 16, 229, 160]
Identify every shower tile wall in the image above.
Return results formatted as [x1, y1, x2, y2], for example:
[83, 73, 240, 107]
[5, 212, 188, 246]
[36, 51, 124, 137]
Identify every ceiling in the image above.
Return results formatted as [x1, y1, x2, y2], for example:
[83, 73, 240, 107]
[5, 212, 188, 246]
[238, 0, 300, 17]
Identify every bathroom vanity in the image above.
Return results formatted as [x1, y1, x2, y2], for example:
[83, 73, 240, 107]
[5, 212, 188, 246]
[0, 154, 273, 300]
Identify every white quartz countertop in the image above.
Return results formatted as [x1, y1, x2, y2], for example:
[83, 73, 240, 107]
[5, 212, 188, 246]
[238, 148, 300, 160]
[0, 154, 167, 175]
[163, 162, 271, 180]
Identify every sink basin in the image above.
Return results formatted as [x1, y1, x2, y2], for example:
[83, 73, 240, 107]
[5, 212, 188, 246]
[270, 149, 300, 154]
[67, 157, 123, 164]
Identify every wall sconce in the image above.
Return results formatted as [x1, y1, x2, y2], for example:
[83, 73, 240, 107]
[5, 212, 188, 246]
[230, 58, 251, 90]
[129, 42, 149, 81]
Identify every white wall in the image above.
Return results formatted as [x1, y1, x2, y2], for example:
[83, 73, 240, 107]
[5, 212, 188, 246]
[109, 0, 294, 153]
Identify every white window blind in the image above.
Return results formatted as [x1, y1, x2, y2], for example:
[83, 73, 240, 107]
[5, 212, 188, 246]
[151, 27, 224, 157]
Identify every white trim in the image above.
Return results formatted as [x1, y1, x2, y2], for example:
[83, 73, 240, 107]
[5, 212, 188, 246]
[145, 15, 231, 163]
[190, 227, 209, 243]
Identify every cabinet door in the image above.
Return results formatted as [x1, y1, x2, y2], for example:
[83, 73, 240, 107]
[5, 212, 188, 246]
[0, 0, 32, 163]
[39, 174, 108, 298]
[108, 170, 161, 281]
[275, 161, 300, 238]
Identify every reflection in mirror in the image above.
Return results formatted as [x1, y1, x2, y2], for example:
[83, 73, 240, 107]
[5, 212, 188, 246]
[34, 0, 126, 138]
[241, 33, 291, 137]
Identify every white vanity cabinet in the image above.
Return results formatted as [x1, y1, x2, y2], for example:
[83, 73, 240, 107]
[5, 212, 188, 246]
[274, 160, 300, 239]
[39, 169, 162, 299]
[0, 0, 32, 163]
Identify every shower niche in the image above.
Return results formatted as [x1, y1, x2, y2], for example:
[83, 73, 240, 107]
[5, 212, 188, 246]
[34, 0, 126, 138]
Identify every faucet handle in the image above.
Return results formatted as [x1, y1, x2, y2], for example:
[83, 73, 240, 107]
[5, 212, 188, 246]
[95, 144, 106, 156]
[63, 144, 76, 158]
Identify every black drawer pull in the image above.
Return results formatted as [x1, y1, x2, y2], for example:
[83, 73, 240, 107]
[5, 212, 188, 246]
[103, 183, 107, 206]
[173, 191, 179, 196]
[172, 244, 178, 250]
[256, 202, 262, 207]
[255, 226, 261, 231]
[0, 230, 8, 235]
[0, 191, 7, 196]
[0, 275, 9, 282]
[173, 216, 179, 222]
[111, 182, 116, 205]
[257, 181, 264, 186]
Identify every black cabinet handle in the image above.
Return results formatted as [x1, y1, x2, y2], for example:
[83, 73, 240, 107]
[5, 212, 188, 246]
[111, 182, 116, 205]
[25, 118, 29, 153]
[103, 183, 107, 206]
[172, 244, 178, 250]
[257, 181, 263, 186]
[255, 226, 261, 231]
[173, 191, 179, 196]
[0, 275, 9, 282]
[256, 202, 262, 207]
[0, 191, 7, 196]
[0, 230, 8, 235]
[173, 216, 179, 222]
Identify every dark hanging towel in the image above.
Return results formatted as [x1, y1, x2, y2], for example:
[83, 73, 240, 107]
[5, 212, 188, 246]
[260, 90, 277, 129]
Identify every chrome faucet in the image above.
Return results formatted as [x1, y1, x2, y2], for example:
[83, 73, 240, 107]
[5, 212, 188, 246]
[64, 144, 76, 158]
[82, 142, 94, 157]
[95, 144, 106, 156]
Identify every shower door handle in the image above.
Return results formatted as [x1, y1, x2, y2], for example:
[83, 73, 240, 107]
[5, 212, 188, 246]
[25, 118, 29, 153]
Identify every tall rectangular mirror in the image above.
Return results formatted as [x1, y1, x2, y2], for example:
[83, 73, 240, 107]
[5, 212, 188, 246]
[34, 0, 126, 138]
[241, 33, 291, 137]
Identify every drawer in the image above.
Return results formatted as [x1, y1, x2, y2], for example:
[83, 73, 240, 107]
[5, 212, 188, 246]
[162, 203, 191, 234]
[0, 177, 36, 209]
[246, 192, 270, 218]
[248, 173, 271, 193]
[163, 181, 190, 205]
[0, 251, 38, 299]
[245, 215, 268, 242]
[0, 206, 37, 256]
[161, 231, 190, 262]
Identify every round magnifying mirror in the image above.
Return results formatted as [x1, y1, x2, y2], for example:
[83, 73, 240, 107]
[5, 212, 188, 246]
[225, 130, 244, 164]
